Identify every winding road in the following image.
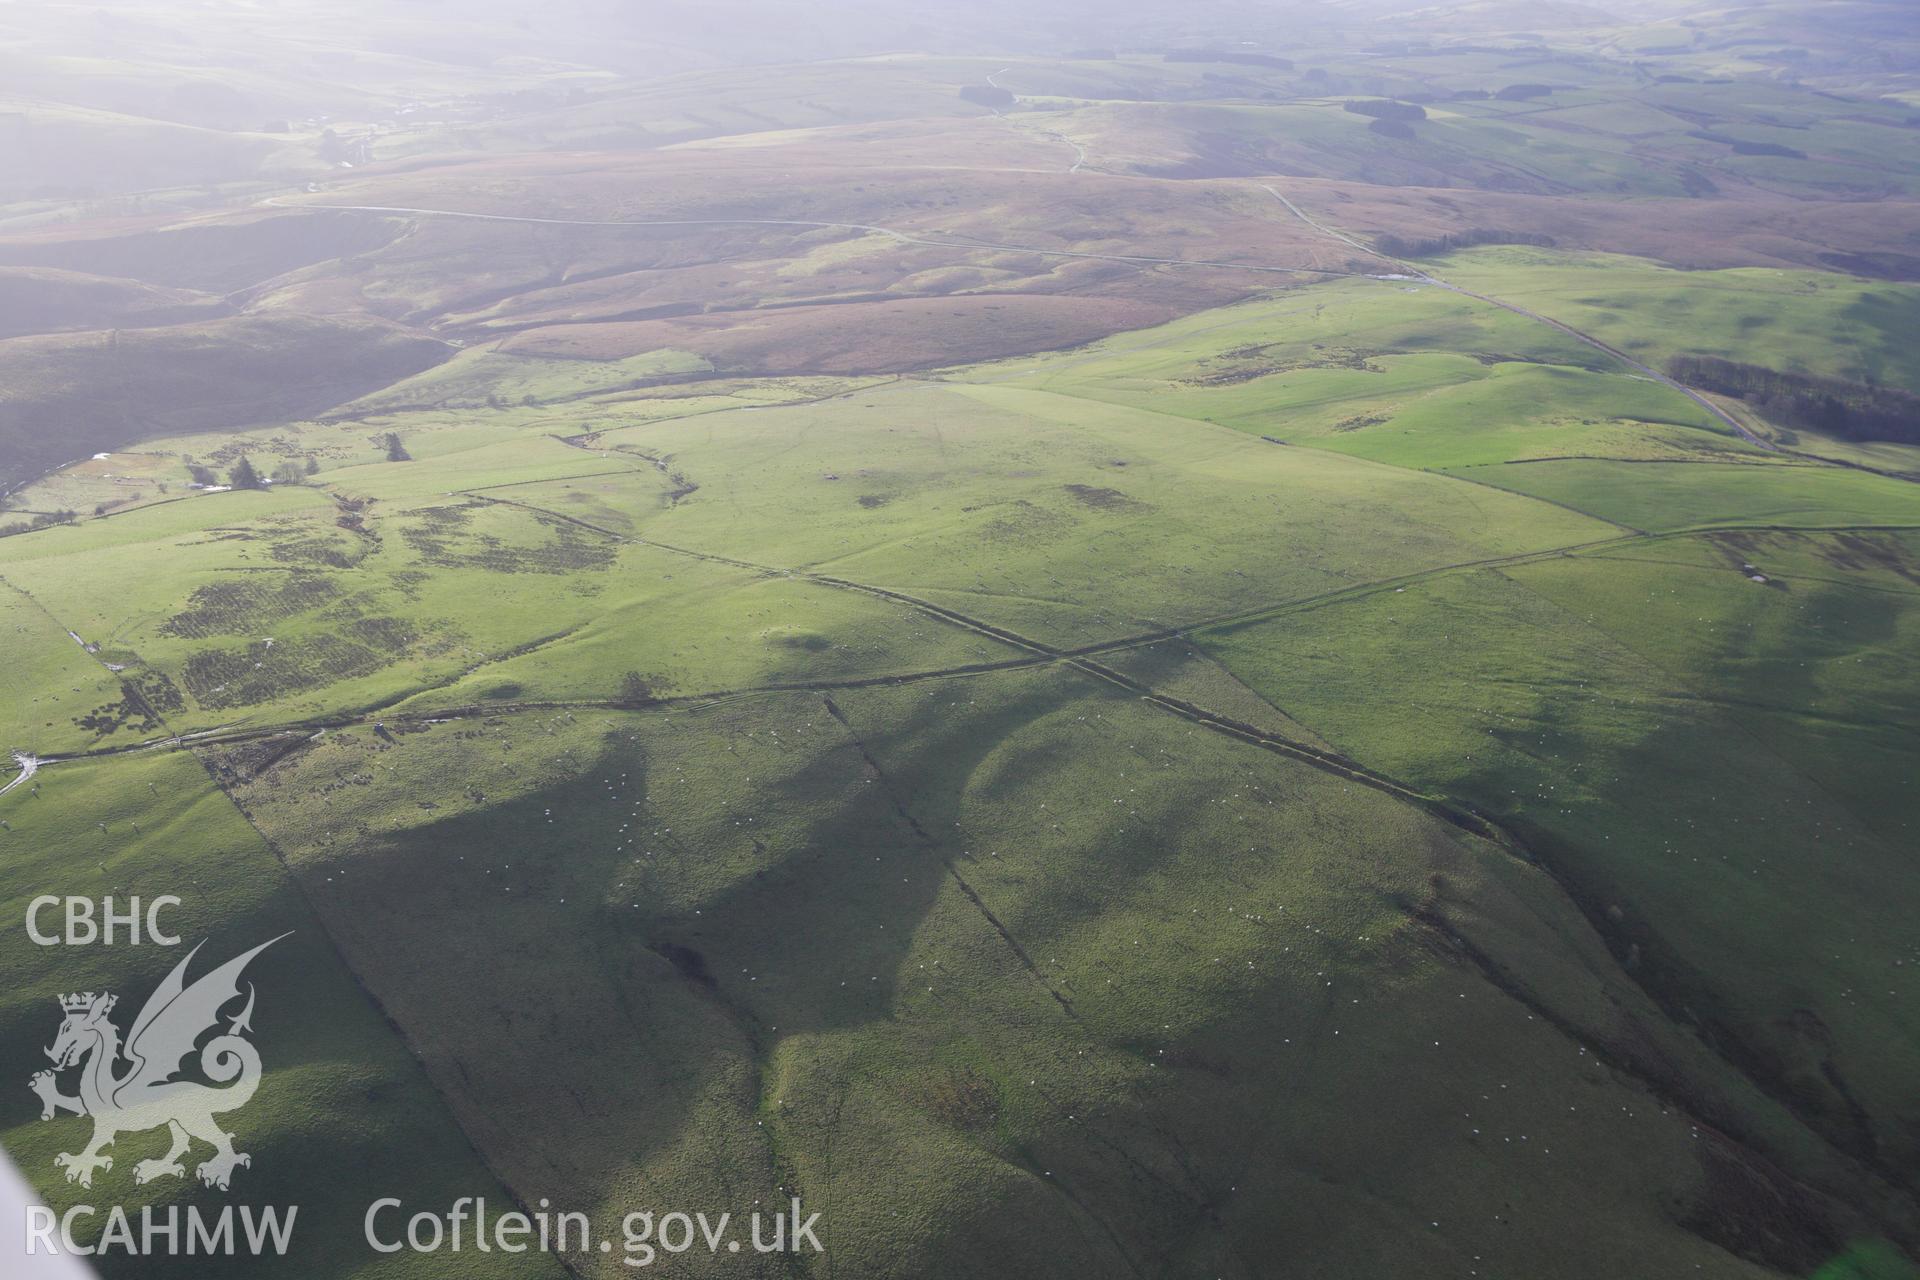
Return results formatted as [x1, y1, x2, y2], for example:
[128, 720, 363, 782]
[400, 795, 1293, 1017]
[983, 68, 1086, 173]
[264, 198, 1399, 282]
[0, 752, 38, 799]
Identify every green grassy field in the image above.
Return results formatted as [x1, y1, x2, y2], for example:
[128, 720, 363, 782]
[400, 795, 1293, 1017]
[1194, 527, 1920, 1186]
[606, 379, 1611, 644]
[1436, 249, 1920, 394]
[337, 347, 714, 414]
[957, 276, 1770, 472]
[0, 751, 554, 1279]
[211, 671, 1843, 1278]
[4, 10, 1920, 1277]
[5, 256, 1917, 1272]
[1449, 459, 1920, 532]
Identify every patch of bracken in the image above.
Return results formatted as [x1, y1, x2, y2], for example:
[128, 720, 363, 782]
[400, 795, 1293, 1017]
[162, 573, 343, 639]
[400, 505, 616, 574]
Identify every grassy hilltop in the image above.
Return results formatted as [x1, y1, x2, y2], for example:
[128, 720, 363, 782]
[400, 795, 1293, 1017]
[3, 2, 1920, 1277]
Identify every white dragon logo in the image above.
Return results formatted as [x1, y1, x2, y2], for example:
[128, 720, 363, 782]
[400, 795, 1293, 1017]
[28, 935, 286, 1191]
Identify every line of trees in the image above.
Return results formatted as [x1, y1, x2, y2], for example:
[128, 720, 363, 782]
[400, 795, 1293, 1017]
[1669, 355, 1920, 445]
[0, 450, 329, 538]
[1372, 228, 1556, 258]
[192, 455, 322, 489]
[0, 509, 76, 538]
[958, 85, 1014, 109]
[1688, 131, 1807, 159]
[1164, 50, 1294, 69]
[1343, 99, 1426, 122]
